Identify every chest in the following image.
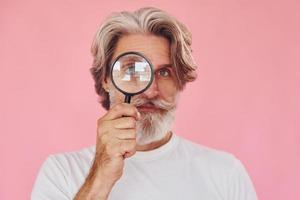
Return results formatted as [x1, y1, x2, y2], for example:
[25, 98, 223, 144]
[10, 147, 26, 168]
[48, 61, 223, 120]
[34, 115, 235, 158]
[107, 160, 224, 200]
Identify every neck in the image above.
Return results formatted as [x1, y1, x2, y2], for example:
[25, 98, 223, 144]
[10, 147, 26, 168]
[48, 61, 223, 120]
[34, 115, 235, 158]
[136, 131, 172, 151]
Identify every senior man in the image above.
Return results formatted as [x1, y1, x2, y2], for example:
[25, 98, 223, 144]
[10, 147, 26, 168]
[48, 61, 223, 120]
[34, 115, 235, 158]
[32, 7, 257, 200]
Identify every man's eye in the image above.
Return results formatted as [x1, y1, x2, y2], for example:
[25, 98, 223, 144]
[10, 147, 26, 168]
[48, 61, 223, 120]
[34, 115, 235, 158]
[124, 66, 135, 75]
[158, 68, 171, 77]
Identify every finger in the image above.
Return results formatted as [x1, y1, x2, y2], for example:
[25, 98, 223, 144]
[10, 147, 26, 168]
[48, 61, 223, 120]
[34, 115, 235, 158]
[96, 117, 136, 139]
[105, 139, 136, 157]
[114, 129, 136, 140]
[113, 117, 137, 129]
[103, 103, 140, 121]
[119, 140, 136, 156]
[123, 149, 136, 158]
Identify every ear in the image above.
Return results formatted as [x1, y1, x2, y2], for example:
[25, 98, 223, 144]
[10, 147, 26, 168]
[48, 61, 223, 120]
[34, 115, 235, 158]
[102, 79, 110, 93]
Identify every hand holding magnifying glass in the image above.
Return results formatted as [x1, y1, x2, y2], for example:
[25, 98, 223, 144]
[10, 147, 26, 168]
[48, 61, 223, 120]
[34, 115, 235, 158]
[110, 52, 154, 103]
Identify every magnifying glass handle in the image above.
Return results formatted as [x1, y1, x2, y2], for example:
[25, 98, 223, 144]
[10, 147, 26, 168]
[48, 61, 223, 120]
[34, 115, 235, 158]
[124, 95, 132, 104]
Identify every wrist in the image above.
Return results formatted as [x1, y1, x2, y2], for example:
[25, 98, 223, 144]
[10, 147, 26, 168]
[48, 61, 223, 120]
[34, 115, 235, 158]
[74, 163, 115, 200]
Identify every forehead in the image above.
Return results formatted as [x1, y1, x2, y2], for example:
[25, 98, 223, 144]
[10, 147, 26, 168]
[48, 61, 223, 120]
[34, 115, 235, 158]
[112, 34, 171, 69]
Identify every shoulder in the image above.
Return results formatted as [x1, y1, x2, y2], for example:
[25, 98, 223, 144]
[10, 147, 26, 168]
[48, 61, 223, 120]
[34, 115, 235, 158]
[47, 145, 96, 167]
[175, 135, 241, 174]
[31, 146, 96, 199]
[43, 145, 96, 180]
[175, 135, 257, 199]
[39, 146, 94, 173]
[36, 145, 95, 178]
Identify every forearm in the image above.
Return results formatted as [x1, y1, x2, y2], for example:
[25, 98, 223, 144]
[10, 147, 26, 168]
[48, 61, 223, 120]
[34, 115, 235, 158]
[74, 162, 115, 200]
[75, 103, 137, 199]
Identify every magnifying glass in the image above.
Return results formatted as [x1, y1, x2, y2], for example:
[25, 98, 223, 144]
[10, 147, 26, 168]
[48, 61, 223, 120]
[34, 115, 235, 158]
[110, 51, 154, 103]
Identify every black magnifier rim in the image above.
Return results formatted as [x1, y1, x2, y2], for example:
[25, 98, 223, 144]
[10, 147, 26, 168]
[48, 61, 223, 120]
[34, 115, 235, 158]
[110, 51, 154, 96]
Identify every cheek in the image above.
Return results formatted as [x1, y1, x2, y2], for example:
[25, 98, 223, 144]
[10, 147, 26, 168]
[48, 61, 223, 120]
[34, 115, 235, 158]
[157, 80, 178, 102]
[109, 87, 125, 107]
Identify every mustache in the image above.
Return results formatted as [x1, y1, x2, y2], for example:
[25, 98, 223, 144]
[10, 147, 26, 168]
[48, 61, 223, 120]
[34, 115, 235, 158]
[132, 98, 176, 111]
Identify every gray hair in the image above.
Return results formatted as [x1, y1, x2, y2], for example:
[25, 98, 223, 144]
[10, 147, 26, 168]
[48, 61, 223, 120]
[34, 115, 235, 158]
[90, 7, 197, 110]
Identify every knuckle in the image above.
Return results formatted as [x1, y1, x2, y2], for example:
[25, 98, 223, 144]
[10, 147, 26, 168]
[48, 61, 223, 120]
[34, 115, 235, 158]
[129, 106, 137, 115]
[97, 118, 103, 126]
[113, 104, 123, 111]
[99, 132, 108, 142]
[97, 118, 110, 130]
[97, 122, 108, 135]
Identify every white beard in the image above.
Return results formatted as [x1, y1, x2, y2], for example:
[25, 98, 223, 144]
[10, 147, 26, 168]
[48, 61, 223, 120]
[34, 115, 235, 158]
[135, 107, 175, 145]
[109, 86, 178, 145]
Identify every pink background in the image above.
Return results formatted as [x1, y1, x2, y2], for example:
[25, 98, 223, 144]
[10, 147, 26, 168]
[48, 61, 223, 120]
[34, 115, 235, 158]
[1, 0, 299, 199]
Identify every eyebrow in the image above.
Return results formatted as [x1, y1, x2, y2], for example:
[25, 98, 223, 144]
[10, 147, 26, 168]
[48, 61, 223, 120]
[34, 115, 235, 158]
[155, 64, 172, 70]
[153, 63, 173, 72]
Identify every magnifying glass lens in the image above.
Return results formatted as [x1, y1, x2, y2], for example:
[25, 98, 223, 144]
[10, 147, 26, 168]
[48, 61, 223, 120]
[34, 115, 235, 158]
[112, 53, 152, 94]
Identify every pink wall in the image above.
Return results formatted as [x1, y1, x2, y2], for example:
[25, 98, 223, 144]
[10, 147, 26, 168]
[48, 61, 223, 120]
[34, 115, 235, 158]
[1, 0, 299, 199]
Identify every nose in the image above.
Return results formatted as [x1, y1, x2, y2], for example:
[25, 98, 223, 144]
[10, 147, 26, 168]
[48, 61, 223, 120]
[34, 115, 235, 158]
[142, 78, 159, 99]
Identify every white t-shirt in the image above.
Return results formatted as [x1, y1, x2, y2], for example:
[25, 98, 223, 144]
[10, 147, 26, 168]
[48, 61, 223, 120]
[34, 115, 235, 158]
[31, 134, 258, 200]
